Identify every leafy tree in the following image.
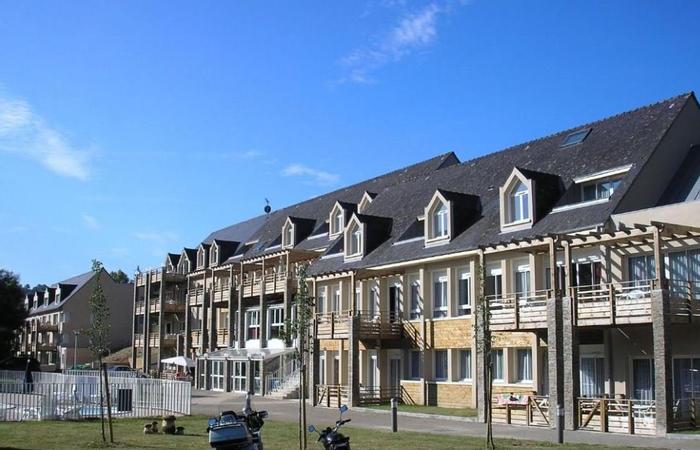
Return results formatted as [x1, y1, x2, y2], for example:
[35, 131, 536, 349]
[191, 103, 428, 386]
[109, 269, 131, 284]
[87, 260, 114, 443]
[282, 263, 314, 450]
[0, 269, 28, 359]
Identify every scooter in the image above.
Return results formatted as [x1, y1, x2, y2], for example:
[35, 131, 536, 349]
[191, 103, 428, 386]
[308, 404, 351, 450]
[207, 394, 268, 450]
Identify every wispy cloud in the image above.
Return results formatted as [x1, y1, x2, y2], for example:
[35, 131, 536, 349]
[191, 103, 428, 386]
[233, 149, 264, 159]
[339, 2, 461, 84]
[134, 231, 180, 245]
[82, 213, 100, 230]
[282, 164, 340, 186]
[0, 94, 92, 180]
[110, 247, 129, 258]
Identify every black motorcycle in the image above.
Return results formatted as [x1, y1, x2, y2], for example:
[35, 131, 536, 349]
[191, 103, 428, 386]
[207, 394, 268, 450]
[308, 404, 351, 450]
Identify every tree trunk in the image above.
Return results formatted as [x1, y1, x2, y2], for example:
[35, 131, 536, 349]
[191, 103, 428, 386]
[486, 362, 495, 450]
[98, 357, 106, 443]
[102, 362, 114, 443]
[301, 334, 308, 450]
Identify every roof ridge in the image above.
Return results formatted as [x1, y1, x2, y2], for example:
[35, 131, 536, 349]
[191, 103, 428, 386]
[459, 92, 693, 168]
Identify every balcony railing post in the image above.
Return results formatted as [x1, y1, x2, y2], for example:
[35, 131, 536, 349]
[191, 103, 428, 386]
[600, 399, 608, 432]
[609, 283, 616, 325]
[513, 294, 520, 330]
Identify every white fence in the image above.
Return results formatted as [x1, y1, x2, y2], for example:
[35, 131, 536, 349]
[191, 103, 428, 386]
[0, 371, 190, 421]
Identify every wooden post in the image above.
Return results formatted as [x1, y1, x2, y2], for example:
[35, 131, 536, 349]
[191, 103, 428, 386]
[609, 283, 616, 325]
[548, 238, 558, 296]
[652, 226, 666, 289]
[628, 400, 635, 434]
[601, 399, 608, 432]
[514, 294, 520, 330]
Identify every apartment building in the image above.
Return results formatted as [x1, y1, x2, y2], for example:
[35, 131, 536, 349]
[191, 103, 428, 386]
[134, 92, 700, 435]
[18, 269, 133, 371]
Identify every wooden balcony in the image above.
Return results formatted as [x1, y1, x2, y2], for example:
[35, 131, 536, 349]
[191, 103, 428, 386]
[148, 332, 160, 347]
[190, 330, 202, 348]
[162, 297, 186, 313]
[149, 301, 161, 313]
[188, 287, 205, 305]
[212, 283, 232, 303]
[669, 279, 700, 322]
[492, 395, 550, 427]
[487, 289, 551, 331]
[315, 310, 403, 340]
[316, 384, 349, 408]
[135, 300, 146, 315]
[578, 397, 656, 435]
[135, 269, 185, 286]
[574, 280, 656, 326]
[37, 322, 59, 332]
[215, 329, 230, 348]
[36, 341, 57, 351]
[134, 333, 145, 347]
[161, 333, 180, 347]
[241, 270, 292, 298]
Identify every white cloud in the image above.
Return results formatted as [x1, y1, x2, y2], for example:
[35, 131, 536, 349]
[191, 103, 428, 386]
[82, 213, 100, 230]
[110, 247, 129, 258]
[338, 2, 461, 84]
[281, 164, 340, 186]
[0, 95, 92, 180]
[234, 149, 264, 159]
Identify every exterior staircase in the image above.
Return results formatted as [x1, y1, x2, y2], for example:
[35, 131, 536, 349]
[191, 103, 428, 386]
[266, 368, 300, 399]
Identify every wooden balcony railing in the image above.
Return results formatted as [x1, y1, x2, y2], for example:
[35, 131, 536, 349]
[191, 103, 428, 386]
[357, 386, 403, 405]
[188, 287, 205, 305]
[314, 310, 403, 340]
[492, 395, 550, 427]
[190, 330, 202, 348]
[134, 333, 144, 346]
[669, 279, 700, 321]
[215, 329, 230, 347]
[161, 333, 181, 347]
[37, 322, 59, 332]
[135, 300, 146, 315]
[574, 279, 655, 326]
[578, 397, 656, 435]
[487, 289, 551, 331]
[162, 297, 186, 312]
[316, 384, 349, 408]
[673, 398, 700, 430]
[148, 332, 160, 347]
[241, 270, 292, 298]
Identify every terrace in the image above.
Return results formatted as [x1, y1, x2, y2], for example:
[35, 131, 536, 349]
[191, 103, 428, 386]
[314, 310, 403, 340]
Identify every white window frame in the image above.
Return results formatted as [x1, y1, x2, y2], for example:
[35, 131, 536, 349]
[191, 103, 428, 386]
[332, 286, 341, 312]
[210, 360, 225, 391]
[232, 361, 247, 392]
[245, 308, 260, 341]
[432, 271, 448, 318]
[510, 182, 530, 223]
[516, 348, 533, 383]
[456, 268, 471, 316]
[329, 204, 345, 237]
[409, 275, 422, 320]
[345, 218, 364, 260]
[317, 287, 326, 314]
[460, 349, 472, 381]
[282, 219, 295, 249]
[433, 203, 449, 238]
[434, 350, 448, 381]
[491, 349, 505, 382]
[267, 306, 285, 340]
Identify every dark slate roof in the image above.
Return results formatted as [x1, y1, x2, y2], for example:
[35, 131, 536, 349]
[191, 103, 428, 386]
[306, 92, 694, 275]
[28, 270, 98, 316]
[229, 152, 460, 260]
[167, 253, 181, 266]
[201, 215, 268, 245]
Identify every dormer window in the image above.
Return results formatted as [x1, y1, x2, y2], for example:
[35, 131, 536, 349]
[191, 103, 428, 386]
[581, 178, 620, 202]
[344, 216, 364, 260]
[282, 219, 295, 249]
[509, 182, 530, 222]
[329, 205, 345, 237]
[210, 244, 219, 266]
[358, 191, 376, 214]
[197, 249, 205, 268]
[433, 202, 449, 238]
[500, 168, 535, 232]
[425, 191, 452, 245]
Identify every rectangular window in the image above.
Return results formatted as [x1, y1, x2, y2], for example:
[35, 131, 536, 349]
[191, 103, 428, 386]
[210, 360, 224, 391]
[433, 204, 449, 238]
[581, 178, 621, 202]
[485, 269, 503, 299]
[673, 357, 700, 400]
[410, 276, 422, 320]
[246, 309, 260, 340]
[232, 361, 247, 392]
[633, 359, 655, 401]
[317, 288, 325, 314]
[332, 287, 341, 312]
[667, 249, 700, 298]
[628, 255, 656, 285]
[514, 268, 531, 300]
[368, 355, 378, 388]
[432, 272, 448, 318]
[319, 355, 326, 385]
[491, 349, 504, 381]
[267, 306, 285, 340]
[457, 270, 471, 315]
[517, 349, 532, 382]
[435, 350, 448, 381]
[460, 349, 472, 381]
[410, 351, 421, 379]
[580, 357, 605, 397]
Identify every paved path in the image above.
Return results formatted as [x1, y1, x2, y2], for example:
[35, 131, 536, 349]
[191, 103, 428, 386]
[192, 390, 700, 449]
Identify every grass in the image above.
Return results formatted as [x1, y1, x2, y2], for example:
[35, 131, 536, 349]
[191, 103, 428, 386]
[0, 415, 639, 450]
[365, 403, 478, 417]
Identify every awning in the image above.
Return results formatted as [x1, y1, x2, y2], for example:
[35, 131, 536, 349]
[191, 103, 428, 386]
[200, 347, 296, 362]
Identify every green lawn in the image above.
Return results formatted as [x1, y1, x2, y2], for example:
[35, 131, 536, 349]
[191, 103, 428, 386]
[366, 403, 478, 417]
[0, 415, 634, 450]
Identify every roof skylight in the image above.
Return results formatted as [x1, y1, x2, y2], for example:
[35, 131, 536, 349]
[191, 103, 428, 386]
[561, 128, 591, 147]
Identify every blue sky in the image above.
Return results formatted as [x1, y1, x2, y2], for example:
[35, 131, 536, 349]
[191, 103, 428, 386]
[1, 1, 699, 286]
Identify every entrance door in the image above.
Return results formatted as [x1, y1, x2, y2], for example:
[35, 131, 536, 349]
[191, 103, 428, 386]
[389, 286, 400, 322]
[390, 358, 401, 397]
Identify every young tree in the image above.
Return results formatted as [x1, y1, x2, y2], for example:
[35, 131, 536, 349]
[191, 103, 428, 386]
[0, 269, 28, 359]
[86, 260, 114, 443]
[282, 263, 314, 450]
[475, 258, 495, 450]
